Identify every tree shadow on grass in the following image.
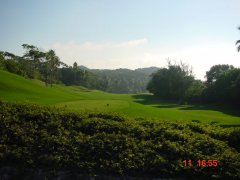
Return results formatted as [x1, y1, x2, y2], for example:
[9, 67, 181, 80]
[132, 94, 240, 118]
[179, 104, 240, 117]
[132, 94, 178, 105]
[220, 124, 240, 128]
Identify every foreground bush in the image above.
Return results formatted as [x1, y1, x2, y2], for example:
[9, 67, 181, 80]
[0, 101, 240, 179]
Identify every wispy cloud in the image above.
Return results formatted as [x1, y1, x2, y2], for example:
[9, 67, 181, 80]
[50, 38, 148, 69]
[113, 38, 148, 48]
[52, 38, 148, 51]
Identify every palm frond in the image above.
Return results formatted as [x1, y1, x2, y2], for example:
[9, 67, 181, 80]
[236, 40, 240, 45]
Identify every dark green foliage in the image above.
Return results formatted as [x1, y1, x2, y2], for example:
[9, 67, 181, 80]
[147, 61, 194, 100]
[4, 59, 23, 75]
[205, 64, 234, 85]
[203, 67, 240, 105]
[147, 62, 240, 106]
[1, 52, 34, 78]
[59, 67, 108, 90]
[184, 80, 206, 103]
[60, 66, 155, 93]
[1, 45, 65, 86]
[87, 68, 154, 93]
[0, 101, 240, 178]
[0, 52, 5, 70]
[228, 129, 240, 151]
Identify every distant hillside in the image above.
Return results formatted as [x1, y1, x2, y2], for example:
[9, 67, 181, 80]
[135, 66, 160, 75]
[79, 66, 160, 93]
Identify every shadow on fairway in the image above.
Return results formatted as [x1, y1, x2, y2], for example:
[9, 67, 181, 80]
[133, 94, 240, 117]
[179, 104, 240, 117]
[132, 94, 178, 105]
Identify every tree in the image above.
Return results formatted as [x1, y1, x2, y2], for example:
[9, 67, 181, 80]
[147, 61, 194, 100]
[45, 50, 61, 86]
[73, 61, 78, 84]
[236, 27, 240, 52]
[1, 51, 16, 59]
[184, 80, 206, 103]
[1, 51, 28, 76]
[203, 65, 240, 105]
[205, 64, 234, 85]
[73, 61, 78, 68]
[22, 44, 45, 68]
[22, 44, 45, 78]
[0, 52, 5, 69]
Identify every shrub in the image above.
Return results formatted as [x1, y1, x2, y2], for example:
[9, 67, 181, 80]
[0, 101, 240, 178]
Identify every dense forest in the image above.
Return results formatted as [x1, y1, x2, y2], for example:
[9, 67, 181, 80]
[83, 67, 159, 93]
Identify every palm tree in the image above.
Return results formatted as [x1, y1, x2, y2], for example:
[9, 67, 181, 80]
[236, 27, 240, 52]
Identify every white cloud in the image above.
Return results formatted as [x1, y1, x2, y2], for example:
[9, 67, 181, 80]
[113, 38, 148, 48]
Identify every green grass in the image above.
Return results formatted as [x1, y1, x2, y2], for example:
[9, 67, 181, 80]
[1, 70, 240, 125]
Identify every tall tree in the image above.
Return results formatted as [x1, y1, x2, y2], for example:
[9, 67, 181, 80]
[22, 44, 45, 78]
[73, 61, 78, 84]
[45, 49, 61, 86]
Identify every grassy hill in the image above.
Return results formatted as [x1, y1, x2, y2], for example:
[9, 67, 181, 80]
[1, 70, 240, 125]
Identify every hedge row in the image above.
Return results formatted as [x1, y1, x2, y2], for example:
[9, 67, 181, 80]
[0, 101, 240, 179]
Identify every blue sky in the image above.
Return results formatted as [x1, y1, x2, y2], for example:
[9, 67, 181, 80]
[1, 0, 240, 79]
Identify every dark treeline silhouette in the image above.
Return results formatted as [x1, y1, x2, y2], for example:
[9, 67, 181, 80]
[59, 63, 108, 91]
[147, 60, 194, 101]
[148, 62, 240, 106]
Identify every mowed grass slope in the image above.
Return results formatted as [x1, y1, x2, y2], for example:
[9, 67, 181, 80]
[1, 70, 240, 125]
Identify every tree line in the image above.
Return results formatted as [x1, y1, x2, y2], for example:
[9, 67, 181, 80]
[147, 62, 240, 106]
[0, 44, 111, 90]
[0, 45, 154, 93]
[1, 45, 239, 105]
[0, 44, 65, 86]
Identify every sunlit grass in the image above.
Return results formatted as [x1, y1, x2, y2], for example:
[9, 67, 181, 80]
[1, 70, 240, 125]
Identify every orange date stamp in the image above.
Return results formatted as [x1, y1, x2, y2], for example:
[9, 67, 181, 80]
[183, 159, 220, 167]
